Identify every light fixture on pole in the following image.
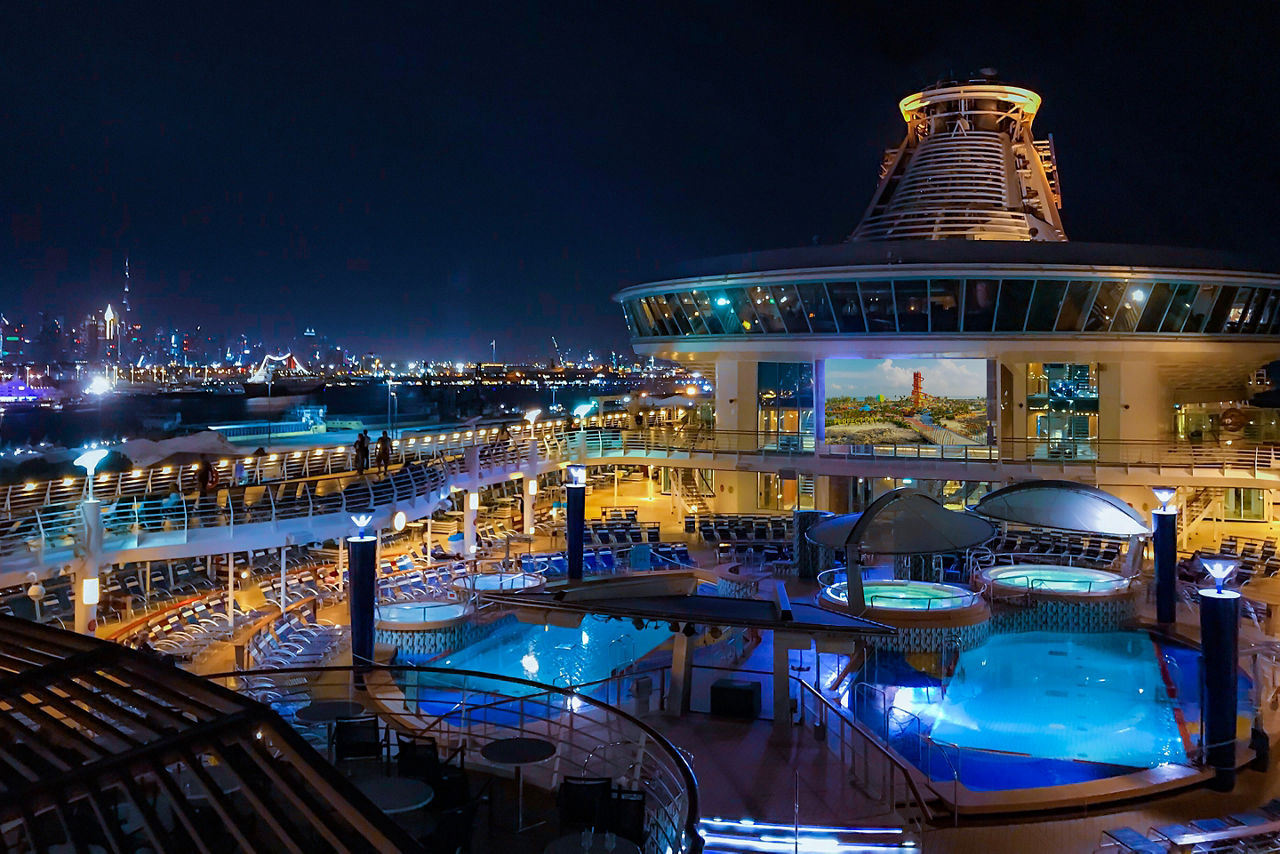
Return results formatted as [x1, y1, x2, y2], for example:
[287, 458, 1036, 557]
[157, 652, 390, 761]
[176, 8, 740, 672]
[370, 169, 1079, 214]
[1202, 556, 1238, 595]
[74, 449, 110, 502]
[1152, 487, 1177, 513]
[351, 513, 373, 538]
[524, 408, 541, 428]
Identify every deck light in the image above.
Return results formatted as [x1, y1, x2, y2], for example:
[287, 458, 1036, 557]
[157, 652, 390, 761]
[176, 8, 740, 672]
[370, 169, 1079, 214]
[393, 511, 407, 532]
[81, 577, 99, 606]
[1202, 557, 1237, 595]
[566, 464, 586, 487]
[1151, 487, 1176, 513]
[74, 449, 110, 501]
[350, 514, 373, 537]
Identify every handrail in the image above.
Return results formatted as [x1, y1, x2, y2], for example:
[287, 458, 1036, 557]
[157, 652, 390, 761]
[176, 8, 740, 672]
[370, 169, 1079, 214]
[205, 663, 703, 853]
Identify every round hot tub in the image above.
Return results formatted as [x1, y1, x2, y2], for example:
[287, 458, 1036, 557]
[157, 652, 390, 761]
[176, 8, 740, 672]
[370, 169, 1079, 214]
[817, 572, 990, 651]
[981, 564, 1131, 596]
[450, 571, 545, 595]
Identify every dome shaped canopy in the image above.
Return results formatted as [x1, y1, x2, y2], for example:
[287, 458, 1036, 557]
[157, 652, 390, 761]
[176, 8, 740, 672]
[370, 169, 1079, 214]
[806, 488, 996, 555]
[973, 480, 1148, 537]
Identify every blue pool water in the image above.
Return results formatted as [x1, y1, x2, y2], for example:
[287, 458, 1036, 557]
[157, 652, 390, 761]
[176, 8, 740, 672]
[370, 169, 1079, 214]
[858, 631, 1211, 790]
[428, 616, 672, 693]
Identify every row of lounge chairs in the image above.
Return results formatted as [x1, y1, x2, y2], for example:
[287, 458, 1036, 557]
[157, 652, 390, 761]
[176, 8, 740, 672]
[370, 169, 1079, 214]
[1099, 797, 1280, 852]
[686, 513, 792, 544]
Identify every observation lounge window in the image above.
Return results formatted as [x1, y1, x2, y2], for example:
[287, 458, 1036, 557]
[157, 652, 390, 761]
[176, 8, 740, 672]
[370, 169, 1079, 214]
[688, 291, 724, 334]
[1085, 281, 1125, 331]
[749, 286, 787, 333]
[771, 285, 811, 333]
[796, 283, 838, 333]
[828, 283, 866, 333]
[627, 300, 656, 337]
[1159, 283, 1200, 332]
[1241, 289, 1271, 333]
[994, 280, 1032, 331]
[673, 292, 706, 335]
[1109, 284, 1147, 333]
[1025, 280, 1067, 331]
[621, 302, 642, 337]
[1183, 285, 1219, 333]
[894, 281, 929, 332]
[706, 289, 745, 333]
[660, 293, 695, 335]
[928, 280, 961, 331]
[725, 288, 763, 333]
[1223, 287, 1253, 333]
[642, 296, 676, 336]
[860, 282, 896, 332]
[962, 279, 998, 332]
[1055, 281, 1096, 332]
[1205, 286, 1239, 332]
[1136, 283, 1174, 332]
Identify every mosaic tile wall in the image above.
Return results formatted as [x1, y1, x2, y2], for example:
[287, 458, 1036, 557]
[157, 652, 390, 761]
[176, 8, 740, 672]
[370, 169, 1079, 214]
[991, 596, 1137, 635]
[378, 614, 513, 662]
[866, 619, 991, 653]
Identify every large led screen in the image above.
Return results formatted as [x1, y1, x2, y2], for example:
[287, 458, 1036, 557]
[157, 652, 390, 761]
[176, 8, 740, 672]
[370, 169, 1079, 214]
[824, 358, 992, 445]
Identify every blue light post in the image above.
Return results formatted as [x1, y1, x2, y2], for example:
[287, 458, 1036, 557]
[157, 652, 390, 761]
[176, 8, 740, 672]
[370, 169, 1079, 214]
[1151, 487, 1177, 627]
[1200, 557, 1240, 790]
[565, 464, 586, 581]
[348, 514, 377, 683]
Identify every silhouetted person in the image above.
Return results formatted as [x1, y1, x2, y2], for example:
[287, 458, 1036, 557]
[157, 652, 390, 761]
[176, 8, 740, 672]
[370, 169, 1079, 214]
[355, 430, 370, 477]
[376, 431, 391, 476]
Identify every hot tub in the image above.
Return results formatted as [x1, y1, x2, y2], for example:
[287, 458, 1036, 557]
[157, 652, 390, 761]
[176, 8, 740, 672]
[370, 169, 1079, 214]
[817, 572, 990, 651]
[981, 564, 1131, 596]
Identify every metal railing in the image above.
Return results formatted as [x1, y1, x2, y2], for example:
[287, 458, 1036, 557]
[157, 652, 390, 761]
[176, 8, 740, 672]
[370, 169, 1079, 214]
[207, 664, 703, 854]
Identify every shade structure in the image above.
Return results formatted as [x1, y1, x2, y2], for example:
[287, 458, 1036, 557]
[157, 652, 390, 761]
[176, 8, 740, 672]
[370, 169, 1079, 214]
[973, 479, 1149, 537]
[114, 430, 242, 467]
[805, 488, 996, 555]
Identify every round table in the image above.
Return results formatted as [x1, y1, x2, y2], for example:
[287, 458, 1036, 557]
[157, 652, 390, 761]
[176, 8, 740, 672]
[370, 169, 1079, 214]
[294, 700, 368, 758]
[544, 834, 641, 854]
[352, 776, 434, 815]
[481, 737, 556, 832]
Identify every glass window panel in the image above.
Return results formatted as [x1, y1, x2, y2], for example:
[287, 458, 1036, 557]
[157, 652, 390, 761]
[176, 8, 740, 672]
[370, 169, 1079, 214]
[1221, 287, 1252, 333]
[706, 289, 743, 333]
[1135, 283, 1174, 332]
[1159, 283, 1199, 332]
[747, 285, 786, 333]
[1256, 292, 1279, 334]
[894, 281, 929, 331]
[660, 293, 694, 335]
[828, 283, 865, 333]
[1109, 284, 1147, 333]
[688, 291, 724, 335]
[726, 288, 763, 334]
[771, 285, 811, 333]
[1184, 285, 1219, 332]
[796, 283, 837, 333]
[995, 280, 1033, 331]
[1204, 286, 1238, 333]
[1241, 288, 1270, 333]
[673, 292, 707, 335]
[962, 279, 998, 332]
[1055, 281, 1096, 332]
[625, 300, 653, 337]
[640, 297, 672, 336]
[929, 280, 962, 331]
[1026, 280, 1067, 330]
[1085, 281, 1125, 331]
[859, 281, 896, 332]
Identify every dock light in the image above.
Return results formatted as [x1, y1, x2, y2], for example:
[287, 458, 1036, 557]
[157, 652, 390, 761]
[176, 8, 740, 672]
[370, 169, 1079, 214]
[86, 376, 111, 396]
[74, 449, 110, 501]
[566, 464, 586, 487]
[1202, 557, 1238, 595]
[81, 577, 99, 607]
[350, 514, 373, 537]
[1152, 487, 1177, 513]
[393, 511, 407, 532]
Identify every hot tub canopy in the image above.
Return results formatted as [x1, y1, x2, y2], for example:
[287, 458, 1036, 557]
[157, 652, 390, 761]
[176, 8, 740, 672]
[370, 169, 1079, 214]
[973, 480, 1149, 537]
[805, 488, 996, 555]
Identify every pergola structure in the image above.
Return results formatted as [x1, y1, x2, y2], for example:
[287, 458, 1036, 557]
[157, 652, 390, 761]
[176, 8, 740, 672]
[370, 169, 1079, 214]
[0, 616, 422, 852]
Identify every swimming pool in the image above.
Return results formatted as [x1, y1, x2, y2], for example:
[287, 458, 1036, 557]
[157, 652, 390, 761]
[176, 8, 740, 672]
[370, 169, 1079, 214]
[857, 630, 1197, 790]
[982, 564, 1129, 594]
[426, 616, 672, 693]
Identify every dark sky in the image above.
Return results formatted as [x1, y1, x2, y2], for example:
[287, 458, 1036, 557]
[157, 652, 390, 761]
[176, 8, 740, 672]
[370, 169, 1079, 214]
[1, 3, 1276, 361]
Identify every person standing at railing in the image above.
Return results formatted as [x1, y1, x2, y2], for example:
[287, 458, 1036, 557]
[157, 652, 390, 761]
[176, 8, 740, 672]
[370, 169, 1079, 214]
[354, 430, 370, 478]
[376, 431, 391, 477]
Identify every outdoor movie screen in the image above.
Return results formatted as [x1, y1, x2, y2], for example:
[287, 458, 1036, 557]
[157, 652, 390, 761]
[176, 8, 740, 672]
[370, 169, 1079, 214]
[823, 358, 992, 446]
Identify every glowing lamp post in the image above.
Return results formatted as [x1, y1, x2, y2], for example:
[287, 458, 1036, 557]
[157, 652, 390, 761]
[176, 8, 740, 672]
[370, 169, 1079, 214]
[347, 513, 378, 682]
[74, 449, 110, 502]
[1199, 555, 1241, 790]
[73, 449, 110, 635]
[1151, 486, 1178, 626]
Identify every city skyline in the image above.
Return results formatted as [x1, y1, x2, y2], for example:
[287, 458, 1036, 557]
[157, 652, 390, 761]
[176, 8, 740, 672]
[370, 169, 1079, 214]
[1, 6, 1278, 360]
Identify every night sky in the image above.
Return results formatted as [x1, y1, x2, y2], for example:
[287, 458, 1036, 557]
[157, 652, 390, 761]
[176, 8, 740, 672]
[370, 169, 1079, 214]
[1, 4, 1276, 360]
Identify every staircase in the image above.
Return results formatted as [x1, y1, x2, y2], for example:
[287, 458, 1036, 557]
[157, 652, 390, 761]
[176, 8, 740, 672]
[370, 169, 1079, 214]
[671, 468, 712, 516]
[1178, 487, 1219, 547]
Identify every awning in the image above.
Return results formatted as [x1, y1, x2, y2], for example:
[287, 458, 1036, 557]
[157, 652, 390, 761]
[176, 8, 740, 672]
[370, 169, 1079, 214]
[973, 480, 1149, 537]
[805, 488, 996, 555]
[114, 431, 242, 467]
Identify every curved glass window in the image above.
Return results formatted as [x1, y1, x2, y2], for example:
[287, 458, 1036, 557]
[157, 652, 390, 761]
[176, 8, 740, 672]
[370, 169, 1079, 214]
[929, 280, 962, 331]
[725, 288, 763, 333]
[1109, 284, 1147, 333]
[1026, 281, 1068, 331]
[860, 282, 896, 332]
[994, 280, 1031, 331]
[1055, 281, 1095, 331]
[704, 289, 744, 334]
[894, 281, 929, 331]
[796, 283, 838, 333]
[1136, 283, 1174, 332]
[963, 279, 998, 331]
[1159, 283, 1198, 332]
[1184, 285, 1219, 333]
[828, 283, 865, 333]
[1085, 282, 1125, 331]
[687, 291, 723, 335]
[747, 286, 786, 333]
[772, 285, 811, 333]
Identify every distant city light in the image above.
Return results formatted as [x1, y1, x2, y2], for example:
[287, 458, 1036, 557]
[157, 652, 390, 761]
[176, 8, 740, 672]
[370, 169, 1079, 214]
[86, 376, 112, 395]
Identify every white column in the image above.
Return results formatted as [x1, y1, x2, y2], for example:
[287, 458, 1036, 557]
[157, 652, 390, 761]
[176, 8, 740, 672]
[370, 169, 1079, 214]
[74, 499, 104, 635]
[226, 552, 234, 627]
[463, 491, 478, 556]
[279, 546, 287, 612]
[523, 477, 537, 535]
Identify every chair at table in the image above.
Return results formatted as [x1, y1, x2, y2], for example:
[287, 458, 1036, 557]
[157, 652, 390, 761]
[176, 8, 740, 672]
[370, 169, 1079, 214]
[333, 716, 384, 769]
[611, 788, 646, 844]
[396, 731, 441, 781]
[557, 776, 612, 833]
